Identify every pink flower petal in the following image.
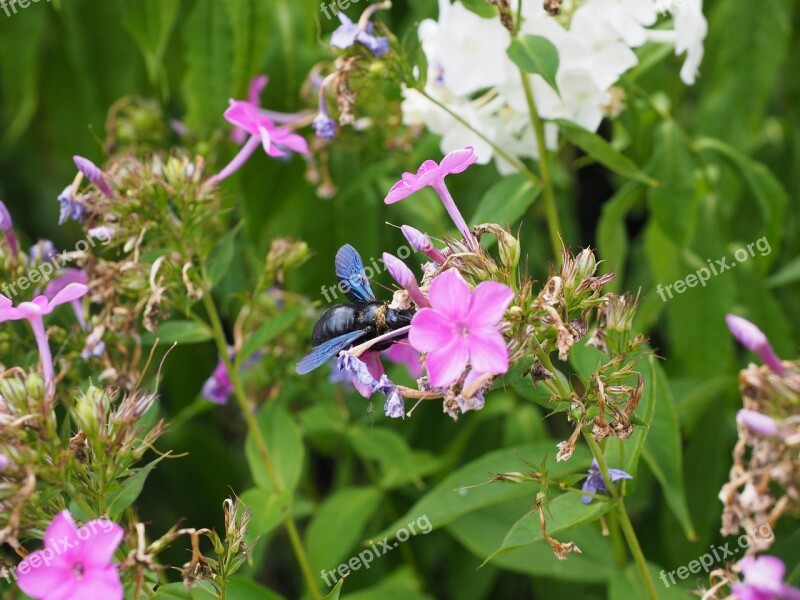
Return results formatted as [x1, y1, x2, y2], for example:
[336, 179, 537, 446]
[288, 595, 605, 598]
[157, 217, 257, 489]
[466, 281, 514, 328]
[384, 343, 422, 379]
[223, 100, 260, 134]
[0, 294, 11, 310]
[468, 328, 509, 375]
[17, 560, 75, 599]
[276, 129, 309, 155]
[363, 351, 385, 382]
[74, 566, 124, 600]
[258, 125, 277, 156]
[44, 510, 79, 550]
[742, 555, 786, 588]
[427, 269, 471, 321]
[247, 74, 269, 105]
[48, 283, 88, 309]
[438, 146, 478, 175]
[385, 181, 415, 204]
[79, 520, 124, 567]
[409, 309, 454, 353]
[426, 336, 469, 388]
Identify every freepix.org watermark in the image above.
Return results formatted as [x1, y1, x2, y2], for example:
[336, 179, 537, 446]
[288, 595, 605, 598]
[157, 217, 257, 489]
[0, 516, 117, 584]
[320, 514, 432, 587]
[320, 0, 376, 21]
[656, 236, 771, 303]
[1, 0, 50, 18]
[320, 243, 413, 303]
[658, 522, 774, 588]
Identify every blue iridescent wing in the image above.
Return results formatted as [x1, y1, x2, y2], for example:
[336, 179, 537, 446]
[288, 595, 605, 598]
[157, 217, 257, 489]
[295, 329, 368, 375]
[335, 244, 376, 304]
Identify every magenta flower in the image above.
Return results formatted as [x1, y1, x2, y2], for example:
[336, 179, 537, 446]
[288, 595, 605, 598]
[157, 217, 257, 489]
[0, 201, 19, 258]
[73, 155, 114, 198]
[44, 269, 90, 330]
[0, 283, 88, 398]
[384, 342, 422, 379]
[726, 314, 786, 376]
[202, 359, 234, 405]
[382, 252, 429, 308]
[16, 510, 124, 600]
[337, 351, 390, 399]
[733, 555, 800, 600]
[207, 100, 309, 185]
[231, 74, 269, 144]
[385, 147, 480, 252]
[401, 225, 447, 264]
[408, 269, 513, 387]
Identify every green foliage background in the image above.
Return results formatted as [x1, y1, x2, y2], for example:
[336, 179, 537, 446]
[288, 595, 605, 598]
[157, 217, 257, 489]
[0, 0, 798, 598]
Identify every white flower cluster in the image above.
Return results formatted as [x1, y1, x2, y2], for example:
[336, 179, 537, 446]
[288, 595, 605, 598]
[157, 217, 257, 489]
[402, 0, 707, 173]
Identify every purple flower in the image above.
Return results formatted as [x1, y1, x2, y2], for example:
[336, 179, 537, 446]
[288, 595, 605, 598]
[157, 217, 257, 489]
[17, 510, 124, 600]
[29, 240, 58, 264]
[337, 351, 388, 399]
[202, 360, 234, 405]
[312, 112, 337, 141]
[73, 155, 114, 198]
[401, 225, 447, 264]
[0, 453, 10, 471]
[0, 201, 18, 258]
[726, 314, 786, 376]
[384, 388, 405, 419]
[57, 186, 85, 226]
[581, 459, 633, 504]
[382, 252, 429, 307]
[0, 283, 89, 398]
[733, 555, 800, 600]
[737, 409, 779, 438]
[385, 147, 480, 252]
[330, 5, 391, 57]
[44, 269, 89, 331]
[409, 269, 513, 388]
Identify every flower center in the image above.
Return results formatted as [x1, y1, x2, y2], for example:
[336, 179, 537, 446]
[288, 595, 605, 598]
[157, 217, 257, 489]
[459, 324, 469, 337]
[72, 563, 85, 580]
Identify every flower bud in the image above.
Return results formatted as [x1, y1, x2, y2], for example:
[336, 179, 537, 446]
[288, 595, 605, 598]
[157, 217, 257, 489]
[737, 409, 778, 437]
[26, 372, 45, 400]
[0, 377, 28, 406]
[401, 225, 447, 264]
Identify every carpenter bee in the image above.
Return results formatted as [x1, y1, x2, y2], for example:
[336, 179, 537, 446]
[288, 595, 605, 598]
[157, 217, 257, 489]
[295, 244, 416, 375]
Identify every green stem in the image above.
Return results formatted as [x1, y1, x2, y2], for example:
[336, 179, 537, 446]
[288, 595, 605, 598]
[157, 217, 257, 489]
[200, 269, 322, 600]
[519, 70, 563, 265]
[584, 434, 657, 600]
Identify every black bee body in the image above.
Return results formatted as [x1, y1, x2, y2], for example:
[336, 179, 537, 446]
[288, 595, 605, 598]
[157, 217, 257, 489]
[311, 302, 415, 352]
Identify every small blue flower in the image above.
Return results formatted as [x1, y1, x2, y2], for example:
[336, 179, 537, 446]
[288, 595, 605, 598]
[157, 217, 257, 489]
[581, 459, 632, 504]
[58, 186, 85, 225]
[384, 388, 405, 419]
[29, 240, 58, 264]
[330, 11, 389, 58]
[312, 112, 337, 141]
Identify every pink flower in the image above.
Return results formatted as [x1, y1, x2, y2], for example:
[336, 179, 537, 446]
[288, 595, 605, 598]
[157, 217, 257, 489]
[17, 510, 124, 600]
[382, 252, 429, 307]
[733, 555, 800, 600]
[43, 269, 89, 330]
[401, 225, 446, 264]
[207, 100, 309, 185]
[231, 74, 269, 144]
[0, 283, 88, 397]
[726, 314, 786, 376]
[384, 342, 422, 379]
[409, 269, 513, 387]
[385, 147, 480, 252]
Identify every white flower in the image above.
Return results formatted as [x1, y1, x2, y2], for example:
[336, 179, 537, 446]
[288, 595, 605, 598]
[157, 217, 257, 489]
[588, 0, 657, 47]
[535, 68, 610, 132]
[419, 0, 513, 97]
[673, 0, 707, 84]
[569, 5, 639, 89]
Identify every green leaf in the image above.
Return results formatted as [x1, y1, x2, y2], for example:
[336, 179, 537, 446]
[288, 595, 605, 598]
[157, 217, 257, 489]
[142, 321, 213, 345]
[305, 487, 382, 576]
[237, 306, 305, 367]
[182, 0, 234, 130]
[338, 568, 433, 600]
[227, 576, 285, 600]
[556, 120, 657, 186]
[245, 403, 305, 493]
[460, 0, 499, 18]
[107, 457, 164, 519]
[153, 583, 216, 600]
[695, 137, 789, 262]
[239, 488, 292, 542]
[481, 493, 614, 566]
[596, 181, 643, 292]
[642, 360, 696, 541]
[608, 562, 688, 600]
[223, 0, 272, 96]
[206, 226, 240, 288]
[768, 255, 800, 288]
[370, 442, 590, 541]
[347, 427, 442, 489]
[470, 174, 541, 227]
[122, 0, 180, 94]
[321, 578, 345, 600]
[507, 35, 559, 92]
[646, 121, 697, 245]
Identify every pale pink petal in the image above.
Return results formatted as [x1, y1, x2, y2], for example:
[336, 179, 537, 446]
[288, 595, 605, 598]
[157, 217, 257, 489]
[352, 377, 374, 398]
[258, 125, 277, 156]
[409, 309, 454, 352]
[414, 160, 442, 188]
[362, 351, 385, 382]
[384, 342, 422, 379]
[466, 281, 514, 328]
[44, 510, 79, 549]
[48, 283, 88, 309]
[385, 181, 415, 204]
[17, 560, 75, 599]
[427, 269, 471, 321]
[76, 566, 124, 600]
[0, 294, 11, 310]
[468, 328, 509, 375]
[742, 555, 785, 586]
[426, 336, 469, 387]
[438, 146, 478, 175]
[79, 521, 124, 567]
[247, 75, 268, 105]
